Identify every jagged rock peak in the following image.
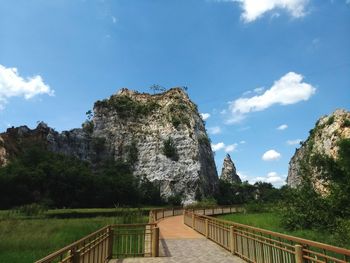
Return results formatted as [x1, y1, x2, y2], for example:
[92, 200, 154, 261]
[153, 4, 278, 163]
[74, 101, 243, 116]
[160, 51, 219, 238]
[220, 154, 241, 184]
[287, 109, 350, 190]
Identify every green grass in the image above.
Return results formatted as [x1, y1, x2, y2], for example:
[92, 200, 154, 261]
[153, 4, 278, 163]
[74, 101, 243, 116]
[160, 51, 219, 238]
[218, 212, 350, 249]
[0, 210, 148, 263]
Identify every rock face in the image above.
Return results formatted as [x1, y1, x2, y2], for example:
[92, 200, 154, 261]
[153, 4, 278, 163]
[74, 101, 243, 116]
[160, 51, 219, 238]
[92, 88, 218, 203]
[220, 154, 241, 184]
[0, 88, 218, 203]
[287, 109, 350, 191]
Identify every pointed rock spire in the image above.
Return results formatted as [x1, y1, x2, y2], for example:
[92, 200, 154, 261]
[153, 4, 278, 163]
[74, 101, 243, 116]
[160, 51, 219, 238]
[220, 154, 241, 184]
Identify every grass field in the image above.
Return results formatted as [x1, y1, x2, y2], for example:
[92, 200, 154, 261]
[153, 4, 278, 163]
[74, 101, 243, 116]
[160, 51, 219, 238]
[0, 208, 149, 263]
[218, 212, 350, 249]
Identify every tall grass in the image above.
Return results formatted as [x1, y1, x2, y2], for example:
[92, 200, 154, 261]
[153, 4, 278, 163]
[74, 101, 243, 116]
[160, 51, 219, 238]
[0, 209, 148, 263]
[218, 212, 350, 249]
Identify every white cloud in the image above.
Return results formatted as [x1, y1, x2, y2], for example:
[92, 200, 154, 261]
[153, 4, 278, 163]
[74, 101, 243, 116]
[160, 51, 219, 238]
[218, 0, 309, 22]
[240, 140, 246, 144]
[111, 16, 117, 23]
[211, 142, 225, 151]
[226, 72, 316, 123]
[225, 143, 238, 152]
[287, 139, 302, 145]
[0, 64, 54, 110]
[252, 171, 286, 187]
[211, 142, 238, 152]
[277, 124, 288, 130]
[262, 149, 281, 161]
[253, 87, 265, 94]
[200, 113, 211, 121]
[237, 171, 247, 180]
[208, 126, 221, 135]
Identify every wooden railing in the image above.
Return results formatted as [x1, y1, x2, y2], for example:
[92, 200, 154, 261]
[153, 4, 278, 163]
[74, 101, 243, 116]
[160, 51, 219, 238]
[149, 207, 184, 222]
[35, 223, 158, 263]
[184, 210, 350, 263]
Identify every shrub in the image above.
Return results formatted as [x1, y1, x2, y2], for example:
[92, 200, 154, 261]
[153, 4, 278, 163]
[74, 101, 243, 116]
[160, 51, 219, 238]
[17, 203, 47, 217]
[198, 135, 211, 146]
[185, 198, 217, 209]
[326, 115, 335, 125]
[167, 193, 183, 206]
[343, 119, 350, 127]
[96, 96, 160, 118]
[162, 137, 179, 161]
[82, 120, 94, 134]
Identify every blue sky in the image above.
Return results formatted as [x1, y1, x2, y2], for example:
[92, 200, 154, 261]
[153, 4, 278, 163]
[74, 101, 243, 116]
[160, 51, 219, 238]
[0, 0, 349, 187]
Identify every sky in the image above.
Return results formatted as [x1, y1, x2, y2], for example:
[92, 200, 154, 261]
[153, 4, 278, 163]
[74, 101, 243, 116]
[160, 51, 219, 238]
[0, 0, 349, 187]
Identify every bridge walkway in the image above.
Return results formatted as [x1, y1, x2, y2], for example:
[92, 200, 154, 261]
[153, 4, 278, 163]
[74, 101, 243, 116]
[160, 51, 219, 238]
[110, 215, 246, 263]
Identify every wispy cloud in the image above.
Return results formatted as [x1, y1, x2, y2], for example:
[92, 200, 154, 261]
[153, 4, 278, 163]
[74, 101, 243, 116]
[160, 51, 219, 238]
[214, 0, 309, 23]
[0, 64, 54, 110]
[277, 124, 288, 130]
[251, 172, 286, 187]
[211, 142, 225, 151]
[225, 143, 238, 152]
[211, 142, 238, 152]
[208, 126, 221, 135]
[287, 139, 302, 145]
[226, 72, 316, 124]
[200, 113, 211, 121]
[262, 149, 281, 161]
[111, 16, 117, 23]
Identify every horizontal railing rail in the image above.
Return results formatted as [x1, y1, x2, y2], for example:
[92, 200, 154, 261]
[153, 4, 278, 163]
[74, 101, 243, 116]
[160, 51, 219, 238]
[149, 206, 184, 223]
[34, 223, 158, 263]
[184, 210, 350, 263]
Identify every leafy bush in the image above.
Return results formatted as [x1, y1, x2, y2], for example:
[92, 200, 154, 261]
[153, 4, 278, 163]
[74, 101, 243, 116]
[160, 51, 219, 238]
[185, 198, 217, 209]
[167, 193, 183, 206]
[162, 137, 179, 161]
[343, 119, 350, 127]
[95, 95, 160, 118]
[18, 203, 47, 216]
[198, 134, 211, 146]
[82, 120, 94, 134]
[326, 115, 335, 125]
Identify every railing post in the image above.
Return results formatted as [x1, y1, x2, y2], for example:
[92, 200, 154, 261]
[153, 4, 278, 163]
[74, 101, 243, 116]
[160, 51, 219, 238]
[152, 227, 160, 257]
[192, 213, 195, 228]
[162, 209, 164, 219]
[172, 208, 174, 216]
[295, 245, 303, 263]
[107, 226, 114, 259]
[230, 226, 236, 254]
[71, 248, 80, 263]
[205, 219, 209, 238]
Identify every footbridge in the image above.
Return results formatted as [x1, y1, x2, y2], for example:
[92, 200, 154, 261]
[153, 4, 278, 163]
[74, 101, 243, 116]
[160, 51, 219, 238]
[35, 206, 350, 263]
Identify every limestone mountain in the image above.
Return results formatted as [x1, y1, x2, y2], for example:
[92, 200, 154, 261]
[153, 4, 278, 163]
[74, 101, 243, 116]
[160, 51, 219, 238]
[0, 88, 218, 203]
[220, 154, 241, 184]
[287, 109, 350, 192]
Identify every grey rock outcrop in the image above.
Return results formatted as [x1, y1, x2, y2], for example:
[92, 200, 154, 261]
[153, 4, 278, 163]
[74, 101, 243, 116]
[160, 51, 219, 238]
[0, 88, 218, 204]
[92, 88, 218, 203]
[220, 154, 241, 184]
[287, 109, 350, 192]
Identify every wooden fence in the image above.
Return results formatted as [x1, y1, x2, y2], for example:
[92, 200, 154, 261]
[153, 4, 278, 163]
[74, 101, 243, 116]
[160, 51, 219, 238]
[184, 210, 350, 263]
[34, 223, 158, 263]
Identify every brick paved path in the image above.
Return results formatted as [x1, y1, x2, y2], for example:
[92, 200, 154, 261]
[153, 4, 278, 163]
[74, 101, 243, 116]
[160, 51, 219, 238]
[110, 215, 246, 263]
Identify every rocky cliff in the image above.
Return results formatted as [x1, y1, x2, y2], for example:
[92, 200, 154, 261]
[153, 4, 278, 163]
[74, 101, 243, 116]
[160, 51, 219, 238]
[220, 154, 241, 184]
[0, 88, 218, 203]
[287, 109, 350, 192]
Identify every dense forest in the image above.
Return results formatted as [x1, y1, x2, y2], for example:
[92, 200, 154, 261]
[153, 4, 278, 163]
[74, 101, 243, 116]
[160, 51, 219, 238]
[1, 139, 349, 242]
